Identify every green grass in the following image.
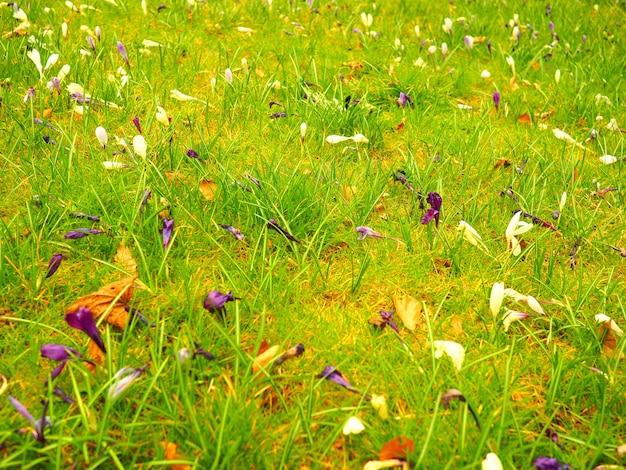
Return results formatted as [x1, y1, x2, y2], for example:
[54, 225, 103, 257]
[1, 0, 625, 468]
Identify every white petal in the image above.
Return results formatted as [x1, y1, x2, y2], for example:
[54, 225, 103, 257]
[67, 82, 84, 95]
[27, 49, 43, 78]
[370, 394, 388, 419]
[363, 460, 406, 470]
[300, 122, 307, 140]
[482, 453, 503, 470]
[505, 211, 523, 239]
[141, 39, 161, 47]
[102, 161, 127, 169]
[133, 135, 147, 158]
[490, 282, 505, 317]
[595, 314, 624, 336]
[342, 416, 365, 435]
[433, 340, 465, 371]
[526, 295, 545, 315]
[44, 53, 59, 72]
[58, 64, 71, 82]
[326, 135, 351, 144]
[512, 221, 533, 236]
[237, 26, 255, 33]
[95, 126, 108, 148]
[559, 192, 567, 211]
[351, 133, 369, 143]
[458, 220, 481, 246]
[155, 106, 169, 126]
[599, 155, 618, 165]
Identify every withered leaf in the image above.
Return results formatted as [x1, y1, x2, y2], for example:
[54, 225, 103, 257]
[88, 339, 105, 366]
[161, 441, 191, 470]
[66, 277, 137, 329]
[494, 159, 511, 169]
[392, 295, 422, 331]
[599, 323, 618, 357]
[517, 113, 531, 125]
[114, 243, 137, 274]
[199, 179, 217, 201]
[379, 436, 415, 461]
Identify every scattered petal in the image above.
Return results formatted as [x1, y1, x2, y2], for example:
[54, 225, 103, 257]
[343, 416, 365, 435]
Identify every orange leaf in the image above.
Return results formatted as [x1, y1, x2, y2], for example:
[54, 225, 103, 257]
[43, 108, 53, 119]
[395, 119, 405, 132]
[530, 62, 540, 71]
[66, 277, 137, 329]
[598, 323, 618, 357]
[199, 179, 217, 201]
[518, 114, 531, 125]
[252, 345, 280, 373]
[379, 436, 415, 460]
[392, 295, 422, 331]
[343, 61, 364, 69]
[114, 243, 137, 274]
[161, 441, 191, 470]
[494, 159, 511, 169]
[88, 340, 105, 366]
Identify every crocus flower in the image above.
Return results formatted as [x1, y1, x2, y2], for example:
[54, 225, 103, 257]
[490, 282, 505, 317]
[482, 453, 503, 470]
[370, 394, 388, 419]
[487, 41, 492, 54]
[193, 344, 215, 360]
[24, 87, 35, 103]
[464, 35, 474, 50]
[441, 388, 481, 429]
[45, 253, 63, 278]
[274, 343, 305, 365]
[441, 42, 448, 57]
[86, 36, 95, 50]
[300, 122, 307, 143]
[599, 155, 619, 165]
[393, 171, 414, 192]
[64, 228, 104, 239]
[318, 366, 361, 394]
[177, 348, 192, 363]
[493, 91, 501, 110]
[203, 290, 236, 313]
[53, 387, 74, 404]
[433, 340, 465, 371]
[95, 126, 108, 148]
[170, 89, 205, 103]
[102, 161, 129, 170]
[219, 224, 245, 240]
[342, 416, 365, 435]
[595, 313, 624, 336]
[503, 310, 531, 331]
[117, 41, 129, 65]
[65, 307, 106, 353]
[270, 111, 287, 119]
[132, 117, 142, 134]
[442, 17, 453, 34]
[225, 68, 233, 84]
[421, 192, 442, 227]
[41, 343, 82, 379]
[553, 129, 584, 149]
[69, 212, 100, 222]
[108, 364, 149, 401]
[379, 310, 399, 333]
[162, 218, 174, 251]
[47, 77, 61, 94]
[506, 211, 533, 256]
[8, 397, 51, 443]
[268, 219, 301, 244]
[132, 135, 147, 158]
[186, 148, 204, 161]
[397, 92, 414, 108]
[155, 106, 169, 125]
[457, 221, 482, 246]
[356, 226, 383, 240]
[532, 457, 571, 470]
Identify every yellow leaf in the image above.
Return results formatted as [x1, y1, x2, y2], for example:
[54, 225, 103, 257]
[252, 345, 280, 373]
[392, 295, 422, 331]
[199, 179, 217, 201]
[114, 243, 137, 274]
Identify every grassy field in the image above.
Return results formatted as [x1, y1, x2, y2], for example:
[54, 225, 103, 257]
[0, 0, 625, 468]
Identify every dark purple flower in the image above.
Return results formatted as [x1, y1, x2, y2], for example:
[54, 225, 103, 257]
[397, 92, 414, 108]
[47, 77, 61, 94]
[532, 457, 571, 470]
[193, 344, 215, 360]
[127, 307, 154, 327]
[245, 173, 261, 189]
[9, 397, 50, 443]
[86, 36, 95, 50]
[117, 41, 129, 65]
[552, 210, 560, 220]
[140, 189, 151, 212]
[379, 310, 399, 333]
[186, 149, 204, 162]
[157, 4, 166, 12]
[65, 307, 106, 353]
[268, 219, 301, 244]
[42, 135, 56, 145]
[203, 290, 236, 313]
[132, 117, 142, 134]
[493, 91, 501, 110]
[441, 389, 481, 430]
[41, 344, 81, 362]
[270, 111, 287, 119]
[45, 253, 63, 278]
[318, 366, 367, 397]
[162, 218, 174, 251]
[394, 170, 414, 192]
[220, 224, 245, 240]
[64, 228, 104, 239]
[356, 226, 383, 240]
[486, 41, 492, 54]
[275, 343, 305, 365]
[421, 192, 442, 227]
[69, 212, 100, 222]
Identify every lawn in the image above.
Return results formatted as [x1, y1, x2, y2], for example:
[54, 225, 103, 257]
[0, 0, 625, 468]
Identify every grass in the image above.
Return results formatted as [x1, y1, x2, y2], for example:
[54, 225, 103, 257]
[1, 0, 625, 468]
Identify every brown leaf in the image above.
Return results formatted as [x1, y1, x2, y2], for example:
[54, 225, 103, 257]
[395, 119, 405, 132]
[43, 108, 53, 119]
[599, 324, 618, 357]
[368, 316, 386, 329]
[518, 113, 531, 125]
[199, 179, 217, 201]
[494, 159, 511, 169]
[573, 168, 579, 183]
[88, 340, 105, 366]
[66, 277, 137, 329]
[161, 441, 191, 470]
[451, 317, 464, 336]
[530, 62, 540, 71]
[252, 345, 280, 373]
[114, 243, 137, 274]
[392, 295, 422, 331]
[379, 436, 415, 460]
[343, 61, 364, 69]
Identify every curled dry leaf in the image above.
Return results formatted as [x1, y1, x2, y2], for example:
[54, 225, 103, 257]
[114, 243, 137, 274]
[199, 179, 217, 201]
[379, 436, 415, 461]
[392, 295, 422, 331]
[252, 345, 280, 373]
[66, 277, 137, 329]
[161, 441, 192, 470]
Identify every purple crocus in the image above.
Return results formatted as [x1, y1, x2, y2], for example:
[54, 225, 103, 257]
[270, 111, 287, 119]
[162, 218, 174, 251]
[549, 21, 555, 33]
[394, 171, 414, 192]
[132, 117, 142, 134]
[203, 290, 236, 313]
[24, 87, 35, 103]
[53, 387, 74, 404]
[65, 307, 106, 353]
[487, 41, 492, 54]
[186, 149, 204, 162]
[47, 77, 61, 94]
[420, 192, 442, 228]
[117, 41, 129, 65]
[317, 366, 367, 397]
[493, 91, 501, 110]
[157, 4, 166, 12]
[268, 219, 301, 244]
[42, 136, 55, 145]
[245, 173, 262, 189]
[8, 397, 50, 443]
[45, 253, 63, 278]
[219, 224, 245, 240]
[379, 310, 399, 333]
[545, 428, 565, 450]
[108, 364, 149, 401]
[356, 226, 383, 240]
[64, 228, 104, 239]
[86, 36, 95, 50]
[41, 343, 82, 379]
[533, 457, 571, 470]
[193, 343, 215, 360]
[397, 92, 414, 108]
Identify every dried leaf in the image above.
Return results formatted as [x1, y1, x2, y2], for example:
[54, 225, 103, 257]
[395, 119, 405, 132]
[252, 345, 280, 373]
[88, 339, 105, 366]
[114, 243, 137, 274]
[43, 108, 53, 119]
[494, 159, 511, 169]
[66, 277, 137, 329]
[343, 61, 364, 69]
[599, 324, 618, 357]
[199, 179, 217, 201]
[451, 317, 464, 336]
[379, 436, 415, 461]
[530, 62, 540, 71]
[518, 113, 531, 125]
[161, 441, 191, 470]
[392, 295, 422, 331]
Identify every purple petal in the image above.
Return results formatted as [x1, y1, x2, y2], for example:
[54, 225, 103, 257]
[426, 192, 442, 211]
[355, 226, 383, 240]
[53, 387, 74, 404]
[379, 310, 399, 333]
[163, 218, 174, 251]
[493, 91, 501, 110]
[420, 208, 439, 226]
[203, 290, 235, 313]
[69, 212, 101, 222]
[117, 41, 129, 65]
[41, 344, 81, 361]
[132, 117, 142, 134]
[270, 111, 287, 119]
[275, 343, 305, 365]
[533, 457, 571, 470]
[140, 189, 152, 212]
[219, 224, 245, 240]
[8, 396, 35, 424]
[317, 365, 356, 391]
[64, 228, 104, 239]
[50, 362, 67, 379]
[268, 219, 301, 244]
[45, 253, 63, 278]
[65, 307, 106, 353]
[193, 344, 215, 360]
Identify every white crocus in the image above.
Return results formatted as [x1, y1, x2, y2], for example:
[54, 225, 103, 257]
[132, 135, 147, 158]
[599, 155, 618, 165]
[503, 288, 527, 303]
[170, 89, 204, 103]
[458, 220, 482, 246]
[559, 192, 567, 211]
[553, 128, 584, 149]
[606, 118, 620, 132]
[300, 122, 307, 143]
[414, 25, 420, 38]
[506, 56, 515, 76]
[361, 12, 373, 28]
[237, 26, 255, 34]
[95, 126, 108, 149]
[342, 416, 365, 435]
[62, 22, 68, 39]
[225, 68, 233, 85]
[141, 0, 147, 15]
[155, 106, 169, 126]
[44, 54, 59, 73]
[442, 17, 453, 34]
[370, 394, 388, 419]
[505, 211, 533, 256]
[102, 161, 128, 170]
[441, 43, 448, 58]
[595, 314, 624, 336]
[481, 70, 491, 79]
[482, 453, 503, 470]
[427, 45, 437, 55]
[141, 39, 161, 48]
[503, 310, 531, 331]
[27, 49, 43, 78]
[433, 340, 465, 371]
[326, 135, 351, 144]
[526, 295, 545, 315]
[351, 133, 369, 143]
[363, 460, 406, 470]
[490, 282, 505, 318]
[555, 69, 561, 84]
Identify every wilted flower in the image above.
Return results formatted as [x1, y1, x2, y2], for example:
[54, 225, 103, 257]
[274, 343, 305, 366]
[95, 126, 108, 149]
[458, 220, 482, 246]
[595, 313, 624, 336]
[482, 453, 503, 470]
[397, 92, 414, 108]
[117, 41, 129, 65]
[140, 189, 152, 212]
[270, 111, 287, 119]
[108, 364, 149, 401]
[356, 226, 383, 240]
[8, 397, 51, 443]
[86, 36, 95, 50]
[532, 457, 572, 470]
[553, 129, 584, 149]
[433, 340, 465, 371]
[193, 344, 215, 360]
[421, 192, 442, 227]
[490, 282, 505, 317]
[326, 133, 369, 144]
[133, 135, 147, 158]
[45, 253, 63, 278]
[65, 307, 106, 353]
[506, 56, 516, 76]
[203, 290, 236, 313]
[268, 219, 301, 244]
[162, 218, 174, 251]
[317, 366, 361, 394]
[441, 388, 481, 429]
[64, 228, 104, 239]
[219, 224, 245, 240]
[503, 310, 531, 331]
[342, 416, 365, 435]
[493, 91, 501, 110]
